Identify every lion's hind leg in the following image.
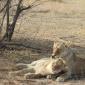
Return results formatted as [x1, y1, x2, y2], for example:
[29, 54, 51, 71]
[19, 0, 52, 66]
[24, 73, 44, 79]
[9, 68, 32, 77]
[9, 63, 35, 79]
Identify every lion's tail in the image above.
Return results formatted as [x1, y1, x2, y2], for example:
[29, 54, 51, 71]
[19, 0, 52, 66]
[16, 63, 29, 70]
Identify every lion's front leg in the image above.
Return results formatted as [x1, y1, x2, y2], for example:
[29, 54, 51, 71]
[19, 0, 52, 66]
[56, 70, 72, 82]
[46, 74, 59, 79]
[46, 74, 54, 79]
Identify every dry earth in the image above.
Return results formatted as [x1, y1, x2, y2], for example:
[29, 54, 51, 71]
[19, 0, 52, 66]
[12, 0, 85, 46]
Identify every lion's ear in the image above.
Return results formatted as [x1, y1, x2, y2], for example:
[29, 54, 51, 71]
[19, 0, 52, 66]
[58, 58, 66, 65]
[65, 41, 72, 47]
[61, 42, 67, 48]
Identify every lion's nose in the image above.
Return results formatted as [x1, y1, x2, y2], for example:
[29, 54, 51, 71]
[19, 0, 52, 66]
[51, 55, 55, 58]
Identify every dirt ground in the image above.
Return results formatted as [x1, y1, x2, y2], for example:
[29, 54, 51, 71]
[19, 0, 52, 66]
[11, 0, 85, 46]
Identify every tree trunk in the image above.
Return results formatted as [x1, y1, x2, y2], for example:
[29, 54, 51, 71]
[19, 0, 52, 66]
[2, 23, 15, 41]
[2, 5, 21, 41]
[2, 12, 20, 42]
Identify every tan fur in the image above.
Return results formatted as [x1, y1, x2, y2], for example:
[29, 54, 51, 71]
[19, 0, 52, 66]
[9, 58, 66, 79]
[24, 58, 67, 79]
[52, 40, 85, 81]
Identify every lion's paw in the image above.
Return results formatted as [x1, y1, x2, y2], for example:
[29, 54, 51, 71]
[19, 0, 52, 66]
[46, 75, 52, 79]
[56, 77, 66, 82]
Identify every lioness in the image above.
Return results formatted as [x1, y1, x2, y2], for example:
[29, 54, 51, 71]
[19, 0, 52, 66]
[51, 40, 85, 81]
[9, 58, 67, 79]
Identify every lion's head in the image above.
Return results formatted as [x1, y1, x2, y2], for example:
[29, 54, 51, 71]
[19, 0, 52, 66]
[51, 58, 67, 74]
[51, 40, 72, 58]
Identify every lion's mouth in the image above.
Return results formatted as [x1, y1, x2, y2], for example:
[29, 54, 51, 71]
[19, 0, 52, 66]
[53, 70, 66, 78]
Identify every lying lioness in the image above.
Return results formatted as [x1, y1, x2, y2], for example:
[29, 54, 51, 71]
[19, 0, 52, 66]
[9, 58, 67, 79]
